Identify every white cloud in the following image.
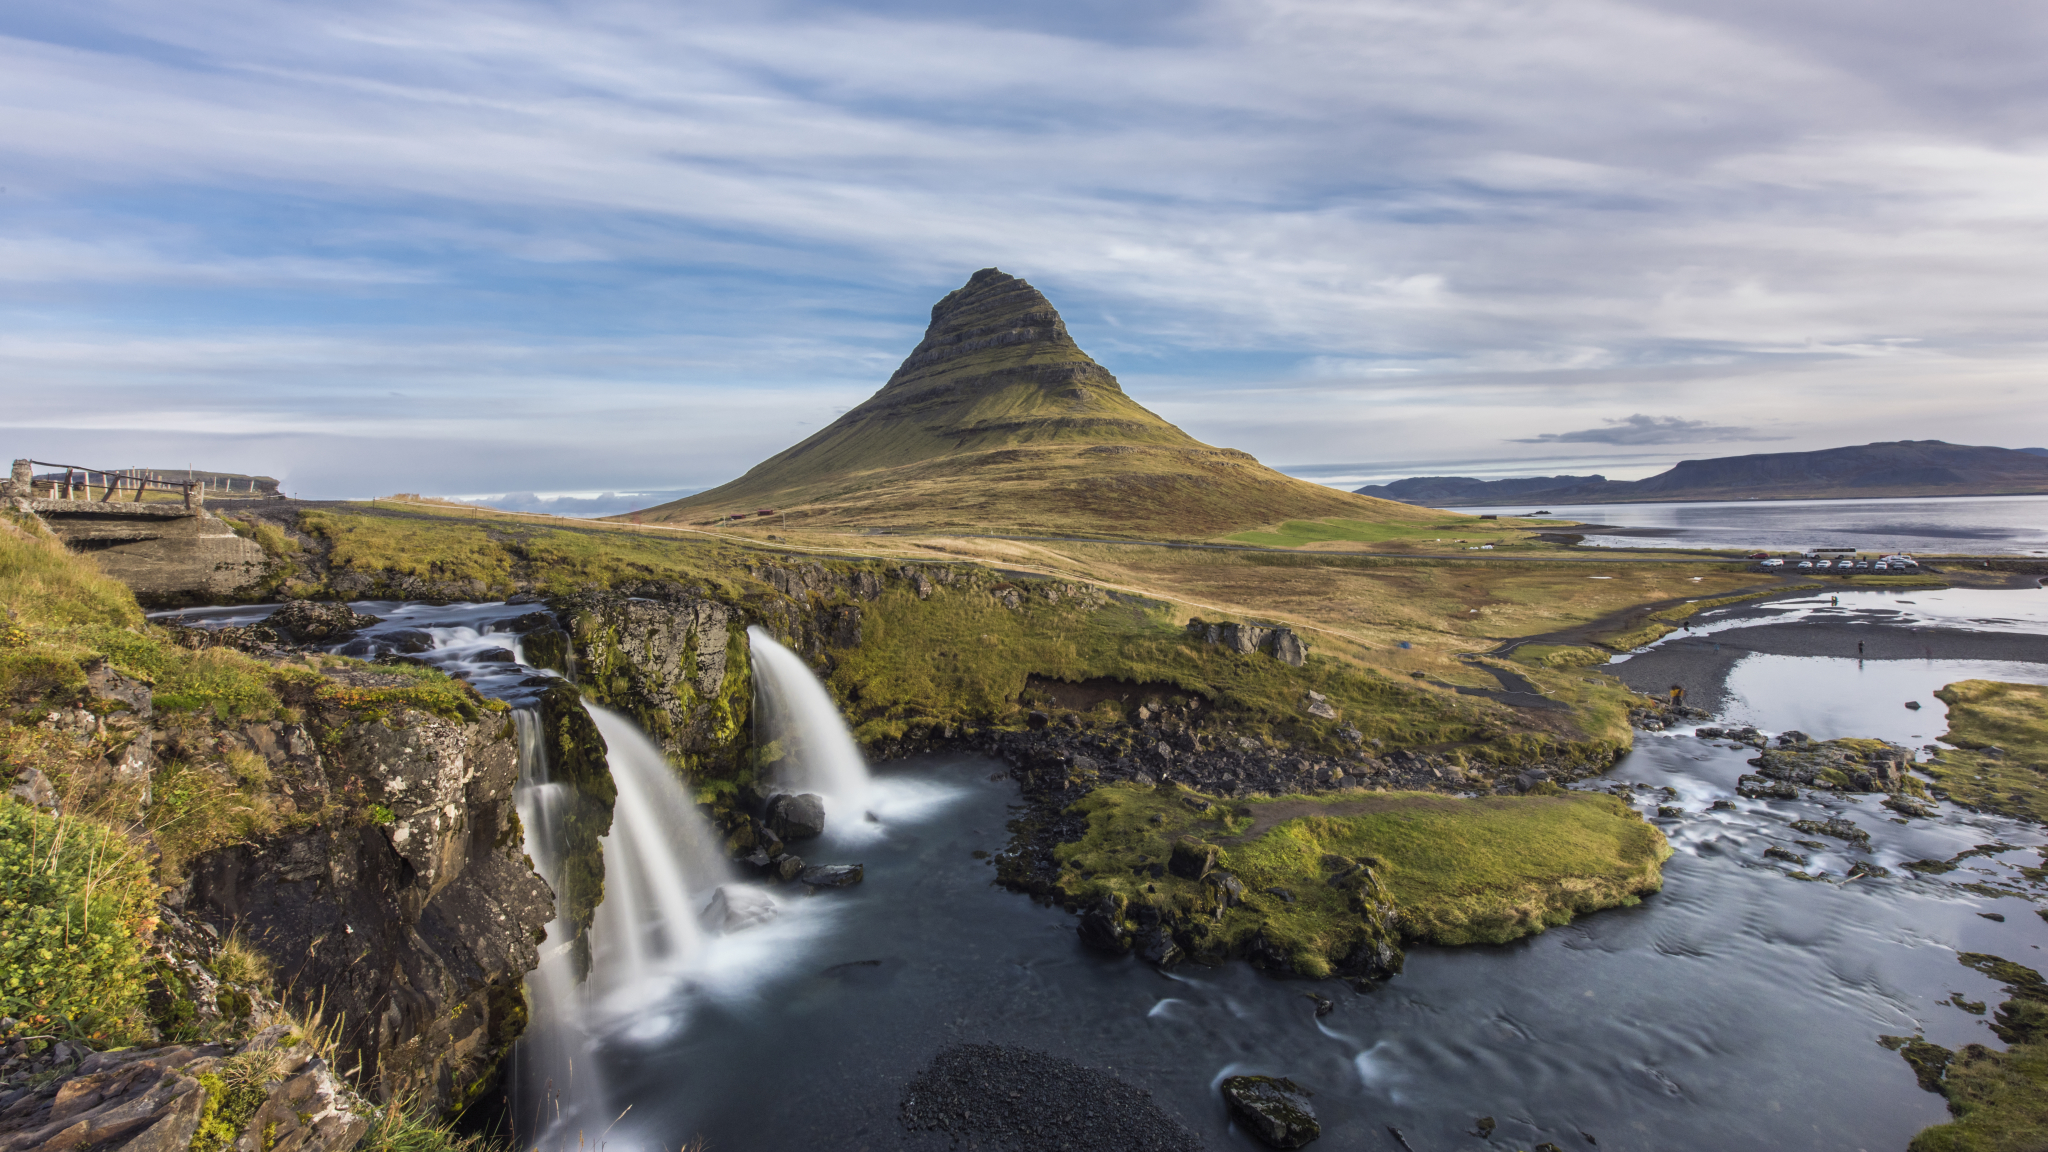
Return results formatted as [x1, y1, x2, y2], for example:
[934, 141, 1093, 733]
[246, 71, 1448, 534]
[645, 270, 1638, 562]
[0, 0, 2045, 494]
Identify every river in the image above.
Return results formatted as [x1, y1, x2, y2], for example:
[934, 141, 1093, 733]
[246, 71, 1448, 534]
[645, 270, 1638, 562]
[154, 591, 2048, 1151]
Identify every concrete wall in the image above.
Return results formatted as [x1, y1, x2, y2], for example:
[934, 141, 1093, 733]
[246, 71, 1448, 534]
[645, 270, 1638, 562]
[11, 497, 268, 605]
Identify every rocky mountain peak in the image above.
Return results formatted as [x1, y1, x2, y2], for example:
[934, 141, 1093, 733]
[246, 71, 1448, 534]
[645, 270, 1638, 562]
[876, 268, 1121, 400]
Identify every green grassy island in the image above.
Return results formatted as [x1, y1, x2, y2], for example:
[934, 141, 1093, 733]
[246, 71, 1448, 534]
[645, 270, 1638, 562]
[1050, 782, 1671, 978]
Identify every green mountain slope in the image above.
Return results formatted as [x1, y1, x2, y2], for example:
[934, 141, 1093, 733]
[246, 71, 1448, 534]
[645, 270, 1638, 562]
[637, 269, 1432, 538]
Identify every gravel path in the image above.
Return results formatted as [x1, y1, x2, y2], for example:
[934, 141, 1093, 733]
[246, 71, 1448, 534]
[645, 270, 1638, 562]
[899, 1044, 1205, 1152]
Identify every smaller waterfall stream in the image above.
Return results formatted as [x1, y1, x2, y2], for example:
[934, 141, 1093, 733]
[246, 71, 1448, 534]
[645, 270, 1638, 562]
[746, 625, 874, 820]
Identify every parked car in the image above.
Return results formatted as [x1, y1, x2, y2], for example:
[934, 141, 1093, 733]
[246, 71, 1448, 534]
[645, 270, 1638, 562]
[1797, 560, 1813, 569]
[1855, 560, 1870, 569]
[1760, 558, 1784, 568]
[1815, 560, 1832, 569]
[1872, 561, 1890, 571]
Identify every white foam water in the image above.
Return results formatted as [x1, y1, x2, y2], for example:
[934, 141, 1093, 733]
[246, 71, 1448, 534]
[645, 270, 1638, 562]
[746, 625, 877, 827]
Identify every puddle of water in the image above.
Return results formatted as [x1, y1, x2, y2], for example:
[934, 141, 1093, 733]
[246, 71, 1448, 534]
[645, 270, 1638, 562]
[1711, 656, 2048, 748]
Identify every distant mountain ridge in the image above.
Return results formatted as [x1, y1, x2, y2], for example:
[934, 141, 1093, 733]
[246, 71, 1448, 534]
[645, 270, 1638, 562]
[634, 269, 1430, 536]
[1355, 441, 2048, 507]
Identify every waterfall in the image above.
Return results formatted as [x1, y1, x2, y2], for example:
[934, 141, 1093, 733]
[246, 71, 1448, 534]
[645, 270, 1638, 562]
[584, 706, 731, 996]
[511, 703, 752, 1149]
[746, 625, 874, 821]
[509, 708, 593, 1145]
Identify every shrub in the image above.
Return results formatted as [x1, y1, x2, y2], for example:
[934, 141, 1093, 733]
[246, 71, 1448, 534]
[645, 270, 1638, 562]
[0, 799, 158, 1044]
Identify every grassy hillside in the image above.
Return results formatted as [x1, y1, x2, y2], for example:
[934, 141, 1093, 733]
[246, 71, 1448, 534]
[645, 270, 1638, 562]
[630, 269, 1436, 539]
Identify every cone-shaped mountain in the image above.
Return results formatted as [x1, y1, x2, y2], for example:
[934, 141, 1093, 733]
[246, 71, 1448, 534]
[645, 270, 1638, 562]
[636, 269, 1429, 537]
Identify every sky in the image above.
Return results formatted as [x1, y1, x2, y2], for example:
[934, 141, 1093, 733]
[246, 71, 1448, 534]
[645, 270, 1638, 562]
[5, 0, 2047, 513]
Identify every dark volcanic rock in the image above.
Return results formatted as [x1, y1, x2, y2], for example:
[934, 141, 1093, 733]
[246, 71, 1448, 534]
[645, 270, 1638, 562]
[1077, 895, 1133, 954]
[767, 792, 826, 841]
[1738, 774, 1799, 800]
[797, 863, 863, 887]
[899, 1043, 1202, 1152]
[1219, 1075, 1320, 1148]
[1790, 815, 1870, 844]
[181, 706, 552, 1111]
[266, 599, 380, 643]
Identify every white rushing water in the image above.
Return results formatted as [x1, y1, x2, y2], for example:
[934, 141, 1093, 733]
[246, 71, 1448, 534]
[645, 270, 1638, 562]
[509, 635, 926, 1150]
[513, 704, 780, 1149]
[746, 625, 875, 822]
[508, 709, 593, 1144]
[584, 706, 735, 998]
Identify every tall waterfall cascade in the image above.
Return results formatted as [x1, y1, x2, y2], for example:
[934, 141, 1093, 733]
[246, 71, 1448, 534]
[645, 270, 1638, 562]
[510, 704, 749, 1147]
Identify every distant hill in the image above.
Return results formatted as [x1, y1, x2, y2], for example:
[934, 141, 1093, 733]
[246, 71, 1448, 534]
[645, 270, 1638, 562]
[1354, 475, 1609, 506]
[1356, 441, 2048, 506]
[634, 269, 1432, 537]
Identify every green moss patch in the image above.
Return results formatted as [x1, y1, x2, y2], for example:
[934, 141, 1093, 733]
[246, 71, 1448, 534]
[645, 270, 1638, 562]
[1051, 782, 1669, 975]
[1509, 644, 1611, 669]
[1923, 681, 2048, 821]
[1890, 952, 2048, 1151]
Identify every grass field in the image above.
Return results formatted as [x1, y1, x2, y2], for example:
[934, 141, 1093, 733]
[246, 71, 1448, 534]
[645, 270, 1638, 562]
[1224, 515, 1553, 549]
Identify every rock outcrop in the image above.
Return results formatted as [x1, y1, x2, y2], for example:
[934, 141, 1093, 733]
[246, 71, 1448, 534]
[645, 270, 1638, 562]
[0, 1024, 369, 1152]
[553, 587, 748, 774]
[1184, 619, 1308, 667]
[179, 702, 551, 1113]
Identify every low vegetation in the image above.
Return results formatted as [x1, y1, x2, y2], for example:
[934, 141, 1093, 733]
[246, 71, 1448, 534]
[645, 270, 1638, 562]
[1888, 952, 2048, 1152]
[1223, 516, 1546, 549]
[1921, 681, 2048, 819]
[0, 799, 159, 1045]
[825, 574, 1591, 758]
[1052, 782, 1669, 976]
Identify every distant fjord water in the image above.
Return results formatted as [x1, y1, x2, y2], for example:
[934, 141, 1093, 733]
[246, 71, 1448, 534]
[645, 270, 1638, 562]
[1450, 493, 2048, 556]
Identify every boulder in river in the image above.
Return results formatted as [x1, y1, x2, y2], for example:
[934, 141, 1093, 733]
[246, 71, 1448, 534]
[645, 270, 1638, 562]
[1219, 1075, 1320, 1148]
[799, 863, 864, 887]
[767, 792, 826, 841]
[1737, 774, 1799, 800]
[1790, 816, 1869, 844]
[700, 885, 779, 934]
[267, 599, 380, 643]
